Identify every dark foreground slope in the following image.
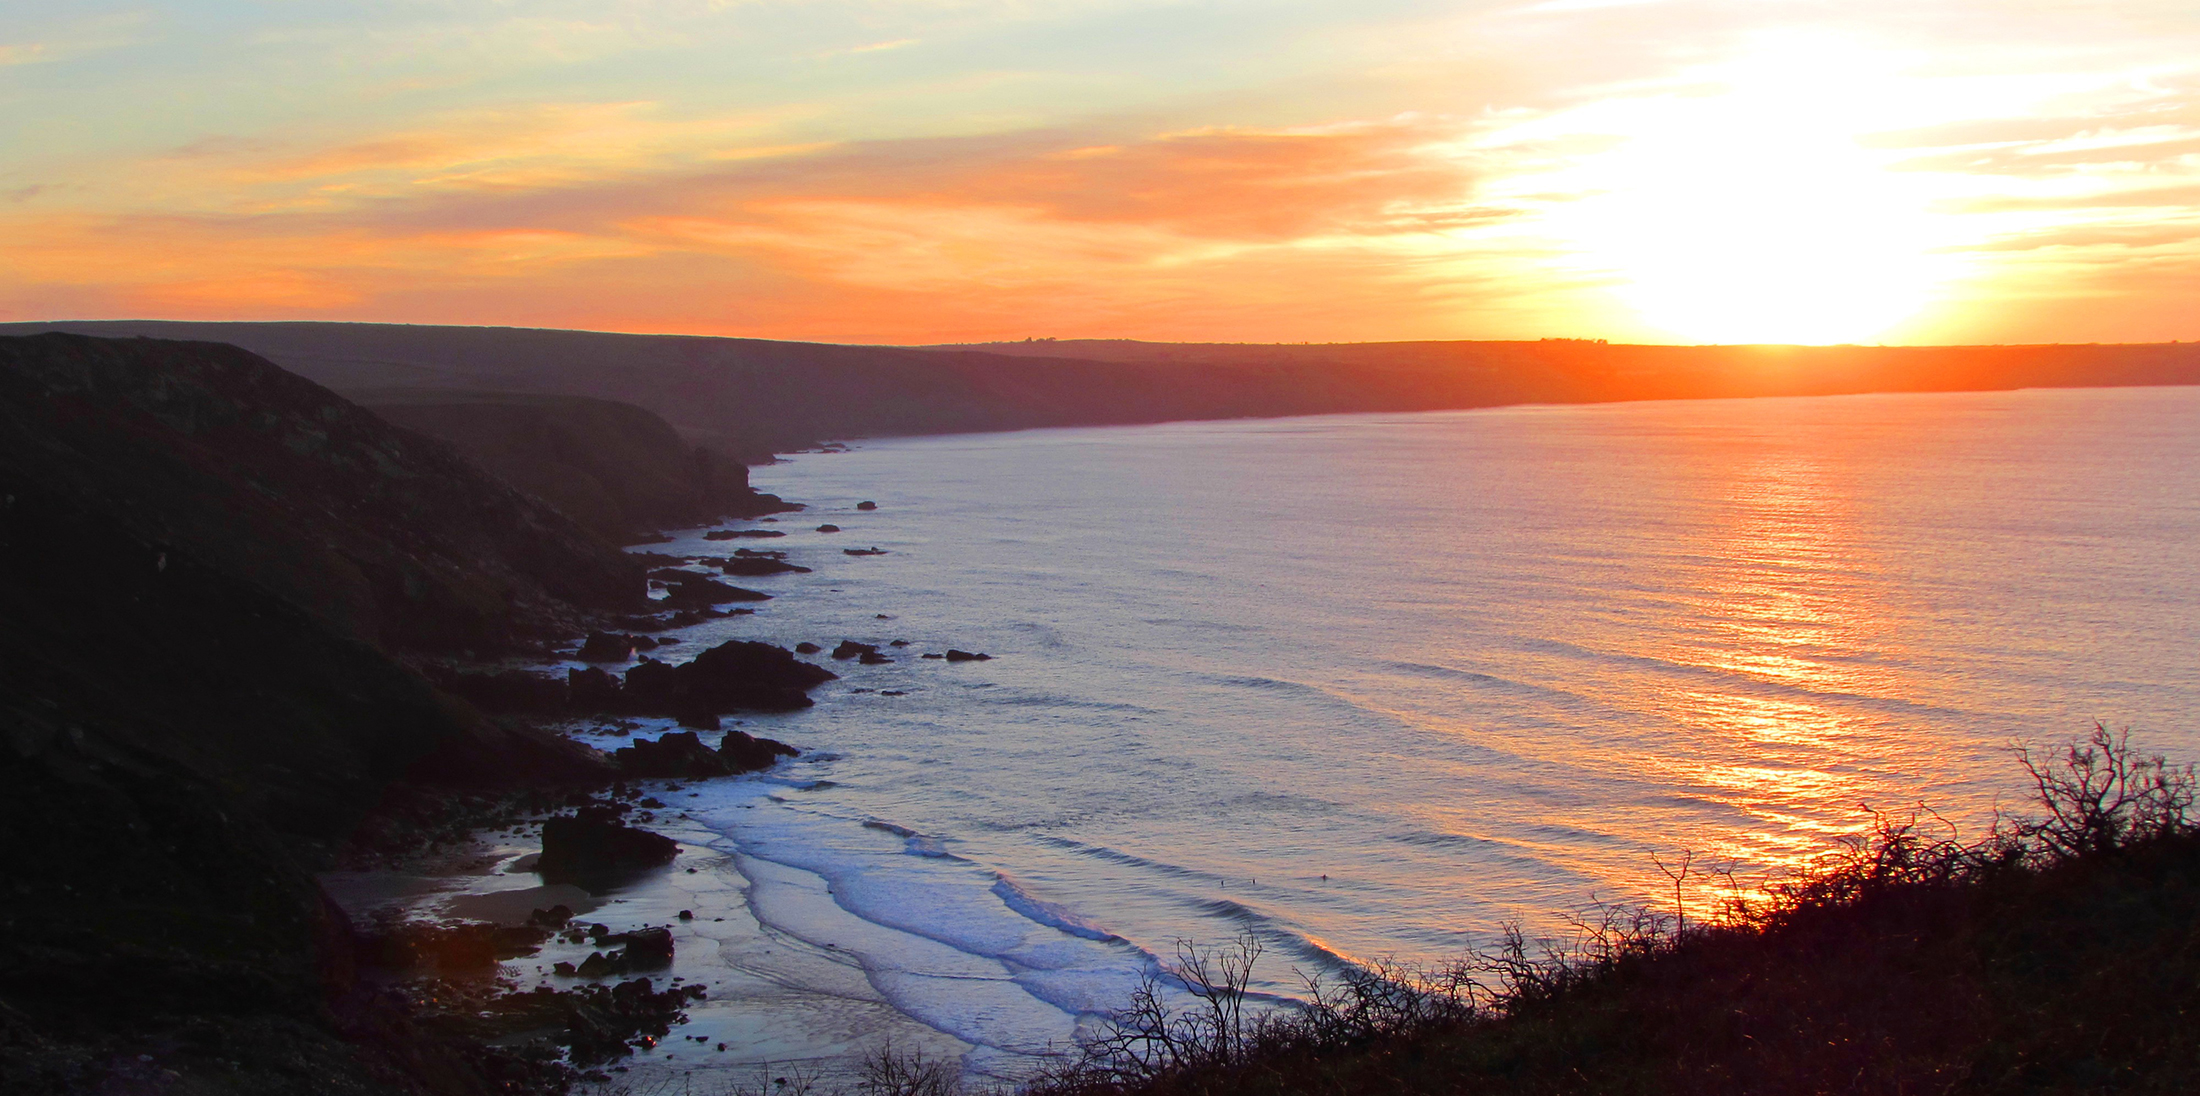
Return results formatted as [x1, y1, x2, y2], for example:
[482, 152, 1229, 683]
[7, 322, 2199, 458]
[1030, 739, 2200, 1096]
[0, 334, 643, 653]
[349, 388, 793, 544]
[0, 335, 637, 1093]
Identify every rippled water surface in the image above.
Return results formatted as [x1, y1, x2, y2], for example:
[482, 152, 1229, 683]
[595, 388, 2200, 1080]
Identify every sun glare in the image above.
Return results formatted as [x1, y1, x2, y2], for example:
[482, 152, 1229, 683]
[1538, 34, 1960, 344]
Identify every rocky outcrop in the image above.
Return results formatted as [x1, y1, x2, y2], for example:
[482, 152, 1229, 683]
[635, 640, 837, 714]
[613, 731, 727, 779]
[348, 388, 797, 544]
[612, 729, 797, 778]
[650, 571, 771, 607]
[714, 555, 811, 576]
[537, 807, 680, 887]
[719, 730, 801, 772]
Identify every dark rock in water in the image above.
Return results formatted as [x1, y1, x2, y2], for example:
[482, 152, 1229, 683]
[794, 642, 822, 654]
[858, 651, 893, 665]
[656, 572, 771, 606]
[945, 650, 993, 662]
[607, 640, 837, 716]
[844, 547, 888, 556]
[715, 556, 811, 576]
[677, 910, 693, 921]
[719, 730, 799, 773]
[538, 807, 680, 887]
[623, 657, 680, 709]
[815, 524, 840, 533]
[704, 528, 785, 540]
[681, 640, 838, 712]
[615, 926, 675, 966]
[832, 640, 879, 660]
[889, 639, 910, 647]
[566, 926, 675, 977]
[921, 653, 945, 660]
[856, 501, 878, 511]
[570, 665, 624, 707]
[615, 732, 731, 779]
[577, 631, 641, 662]
[529, 905, 576, 929]
[731, 547, 787, 559]
[677, 710, 721, 730]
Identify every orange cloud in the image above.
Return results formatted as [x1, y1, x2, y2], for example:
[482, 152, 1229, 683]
[1, 120, 1558, 343]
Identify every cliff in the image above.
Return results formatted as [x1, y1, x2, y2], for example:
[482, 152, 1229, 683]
[348, 388, 793, 544]
[0, 334, 644, 654]
[0, 334, 630, 1093]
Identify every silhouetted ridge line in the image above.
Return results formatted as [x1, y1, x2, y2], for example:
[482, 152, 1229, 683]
[9, 321, 2196, 457]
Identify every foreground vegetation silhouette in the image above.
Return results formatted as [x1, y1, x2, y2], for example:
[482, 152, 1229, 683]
[675, 726, 2196, 1096]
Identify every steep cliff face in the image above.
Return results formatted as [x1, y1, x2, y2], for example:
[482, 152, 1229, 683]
[350, 389, 794, 544]
[0, 334, 644, 653]
[0, 335, 625, 1090]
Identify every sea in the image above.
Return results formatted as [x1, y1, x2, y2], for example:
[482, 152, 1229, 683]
[444, 387, 2200, 1085]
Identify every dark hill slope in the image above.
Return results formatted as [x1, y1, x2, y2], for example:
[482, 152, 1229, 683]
[348, 388, 793, 544]
[0, 320, 1418, 457]
[0, 334, 624, 1092]
[6, 322, 2198, 458]
[0, 334, 643, 653]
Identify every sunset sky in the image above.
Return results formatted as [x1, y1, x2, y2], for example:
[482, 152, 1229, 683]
[4, 1, 2197, 346]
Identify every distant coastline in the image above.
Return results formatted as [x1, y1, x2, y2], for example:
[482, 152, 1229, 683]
[6, 320, 2198, 462]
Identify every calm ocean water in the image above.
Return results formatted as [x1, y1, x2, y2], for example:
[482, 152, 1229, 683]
[561, 387, 2200, 1081]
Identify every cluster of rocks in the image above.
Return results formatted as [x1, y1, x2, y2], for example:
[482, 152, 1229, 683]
[832, 640, 896, 664]
[702, 528, 785, 540]
[646, 568, 771, 607]
[713, 552, 811, 576]
[571, 638, 838, 718]
[576, 631, 678, 662]
[470, 978, 706, 1067]
[612, 728, 797, 778]
[550, 925, 676, 979]
[435, 638, 836, 720]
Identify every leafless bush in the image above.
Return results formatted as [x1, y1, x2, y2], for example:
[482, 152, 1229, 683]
[858, 1047, 961, 1096]
[1294, 955, 1482, 1047]
[2011, 723, 2195, 860]
[1069, 933, 1267, 1085]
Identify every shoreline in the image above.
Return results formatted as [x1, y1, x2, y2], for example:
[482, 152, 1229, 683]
[330, 488, 1045, 1087]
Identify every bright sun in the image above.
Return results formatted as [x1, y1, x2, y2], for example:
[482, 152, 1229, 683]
[1546, 34, 1958, 344]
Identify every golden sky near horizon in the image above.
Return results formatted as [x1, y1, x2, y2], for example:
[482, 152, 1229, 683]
[3, 1, 2197, 346]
